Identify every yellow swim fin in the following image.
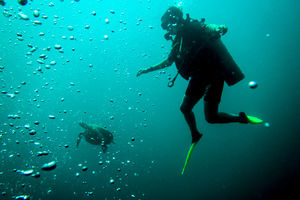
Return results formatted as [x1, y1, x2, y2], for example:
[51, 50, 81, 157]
[181, 142, 198, 175]
[247, 115, 263, 124]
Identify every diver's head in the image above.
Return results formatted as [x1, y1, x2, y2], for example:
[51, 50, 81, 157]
[161, 6, 184, 36]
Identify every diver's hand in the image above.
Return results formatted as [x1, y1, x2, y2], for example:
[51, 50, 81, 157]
[206, 24, 228, 38]
[136, 69, 146, 77]
[217, 25, 228, 35]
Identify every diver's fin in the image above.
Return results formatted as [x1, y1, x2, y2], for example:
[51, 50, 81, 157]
[247, 115, 263, 124]
[181, 142, 198, 175]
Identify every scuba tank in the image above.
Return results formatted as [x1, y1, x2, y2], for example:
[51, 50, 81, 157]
[168, 15, 244, 87]
[168, 15, 207, 86]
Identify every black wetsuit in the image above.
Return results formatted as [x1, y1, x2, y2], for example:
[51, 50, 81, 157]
[168, 19, 244, 103]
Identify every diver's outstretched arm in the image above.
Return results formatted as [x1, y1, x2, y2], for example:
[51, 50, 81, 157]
[76, 132, 83, 148]
[137, 58, 173, 77]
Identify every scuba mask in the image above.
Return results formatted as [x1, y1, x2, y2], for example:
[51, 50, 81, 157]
[161, 6, 184, 40]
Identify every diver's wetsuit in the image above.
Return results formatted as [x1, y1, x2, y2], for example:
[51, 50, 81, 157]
[168, 19, 244, 104]
[137, 11, 249, 143]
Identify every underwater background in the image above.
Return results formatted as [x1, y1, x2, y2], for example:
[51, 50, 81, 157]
[0, 0, 300, 199]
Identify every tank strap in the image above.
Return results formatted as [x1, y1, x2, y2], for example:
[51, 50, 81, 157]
[168, 36, 184, 87]
[168, 72, 179, 87]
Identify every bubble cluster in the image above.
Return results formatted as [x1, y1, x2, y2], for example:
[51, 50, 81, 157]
[0, 1, 168, 199]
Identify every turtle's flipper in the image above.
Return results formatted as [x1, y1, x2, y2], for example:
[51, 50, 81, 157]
[101, 145, 108, 153]
[76, 132, 83, 148]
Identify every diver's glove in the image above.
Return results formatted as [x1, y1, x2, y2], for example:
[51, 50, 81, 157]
[136, 69, 146, 77]
[216, 25, 228, 36]
[206, 24, 228, 39]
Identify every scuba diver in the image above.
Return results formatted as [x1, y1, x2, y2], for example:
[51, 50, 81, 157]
[76, 122, 114, 153]
[137, 6, 262, 146]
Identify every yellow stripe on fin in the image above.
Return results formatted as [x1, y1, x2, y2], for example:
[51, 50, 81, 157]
[181, 142, 198, 175]
[247, 115, 263, 124]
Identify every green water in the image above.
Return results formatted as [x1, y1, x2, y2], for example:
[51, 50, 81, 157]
[0, 0, 299, 199]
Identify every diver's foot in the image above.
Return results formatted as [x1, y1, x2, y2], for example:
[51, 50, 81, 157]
[192, 132, 203, 144]
[239, 112, 249, 124]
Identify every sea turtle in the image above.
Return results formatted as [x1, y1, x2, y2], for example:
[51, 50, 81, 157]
[76, 122, 114, 153]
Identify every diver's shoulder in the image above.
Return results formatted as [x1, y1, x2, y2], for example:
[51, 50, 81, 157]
[183, 18, 206, 31]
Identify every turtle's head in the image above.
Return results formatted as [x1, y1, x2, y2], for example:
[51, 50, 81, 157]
[78, 122, 88, 129]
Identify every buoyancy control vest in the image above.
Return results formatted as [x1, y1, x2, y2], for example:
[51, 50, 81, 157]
[170, 17, 244, 86]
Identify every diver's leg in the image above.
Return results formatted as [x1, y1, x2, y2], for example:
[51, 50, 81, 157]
[204, 101, 245, 123]
[180, 95, 202, 143]
[204, 77, 248, 124]
[181, 77, 207, 143]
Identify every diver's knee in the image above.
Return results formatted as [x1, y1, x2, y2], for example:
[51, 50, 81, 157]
[205, 114, 217, 124]
[180, 104, 191, 114]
